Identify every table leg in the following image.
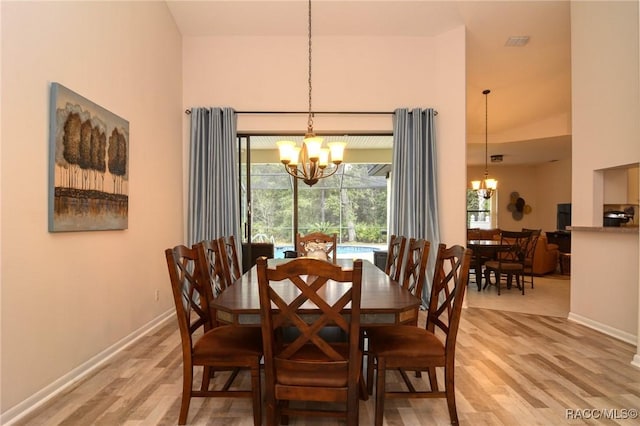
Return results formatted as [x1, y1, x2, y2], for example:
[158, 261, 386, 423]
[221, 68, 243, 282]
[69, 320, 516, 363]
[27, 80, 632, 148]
[475, 257, 483, 291]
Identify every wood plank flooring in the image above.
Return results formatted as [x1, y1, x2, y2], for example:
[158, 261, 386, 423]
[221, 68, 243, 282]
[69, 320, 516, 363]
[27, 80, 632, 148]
[466, 273, 570, 318]
[14, 282, 640, 425]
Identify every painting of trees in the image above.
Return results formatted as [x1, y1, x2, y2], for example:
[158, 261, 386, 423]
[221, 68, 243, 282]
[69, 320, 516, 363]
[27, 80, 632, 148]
[108, 128, 127, 194]
[49, 83, 129, 232]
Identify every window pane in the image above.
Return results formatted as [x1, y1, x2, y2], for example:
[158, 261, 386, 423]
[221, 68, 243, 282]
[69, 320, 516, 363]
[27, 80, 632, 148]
[249, 163, 293, 244]
[467, 189, 497, 229]
[298, 164, 387, 245]
[242, 134, 392, 262]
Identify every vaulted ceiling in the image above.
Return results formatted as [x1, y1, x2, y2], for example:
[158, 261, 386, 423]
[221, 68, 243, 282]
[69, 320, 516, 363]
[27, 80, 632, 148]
[166, 0, 572, 166]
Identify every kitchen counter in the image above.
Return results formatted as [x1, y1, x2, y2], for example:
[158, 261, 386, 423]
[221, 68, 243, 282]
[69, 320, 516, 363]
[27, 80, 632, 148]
[569, 225, 639, 233]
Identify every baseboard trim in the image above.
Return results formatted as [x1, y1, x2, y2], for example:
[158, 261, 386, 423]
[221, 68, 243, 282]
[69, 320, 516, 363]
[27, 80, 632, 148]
[631, 354, 640, 370]
[1, 309, 175, 425]
[567, 311, 637, 345]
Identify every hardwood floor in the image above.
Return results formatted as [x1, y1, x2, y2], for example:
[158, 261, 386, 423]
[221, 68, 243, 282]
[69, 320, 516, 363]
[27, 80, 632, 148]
[466, 273, 571, 318]
[14, 283, 640, 425]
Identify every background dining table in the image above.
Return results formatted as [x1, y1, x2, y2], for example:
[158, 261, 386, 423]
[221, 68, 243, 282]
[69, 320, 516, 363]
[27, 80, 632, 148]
[210, 258, 422, 327]
[466, 239, 510, 291]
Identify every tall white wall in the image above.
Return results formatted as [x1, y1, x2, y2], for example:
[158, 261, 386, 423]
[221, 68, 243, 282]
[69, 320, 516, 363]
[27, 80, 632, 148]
[182, 27, 468, 247]
[0, 1, 183, 417]
[570, 1, 640, 346]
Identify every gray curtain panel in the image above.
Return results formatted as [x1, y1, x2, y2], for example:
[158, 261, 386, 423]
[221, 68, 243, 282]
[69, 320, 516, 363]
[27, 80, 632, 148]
[390, 108, 441, 302]
[187, 107, 241, 260]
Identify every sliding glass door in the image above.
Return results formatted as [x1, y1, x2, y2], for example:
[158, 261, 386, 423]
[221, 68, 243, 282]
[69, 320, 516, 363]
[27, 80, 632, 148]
[240, 134, 391, 262]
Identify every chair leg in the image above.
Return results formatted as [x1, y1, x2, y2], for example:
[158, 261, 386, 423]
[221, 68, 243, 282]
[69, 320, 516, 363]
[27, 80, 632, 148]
[348, 380, 360, 426]
[201, 366, 211, 391]
[374, 357, 386, 426]
[367, 353, 375, 395]
[427, 366, 438, 391]
[281, 400, 290, 425]
[531, 273, 535, 289]
[265, 404, 276, 426]
[250, 363, 262, 426]
[444, 364, 459, 425]
[359, 373, 369, 400]
[179, 364, 193, 425]
[482, 269, 491, 289]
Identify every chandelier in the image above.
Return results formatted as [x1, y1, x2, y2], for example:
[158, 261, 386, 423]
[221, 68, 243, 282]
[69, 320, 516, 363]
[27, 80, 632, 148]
[276, 0, 346, 187]
[471, 89, 498, 199]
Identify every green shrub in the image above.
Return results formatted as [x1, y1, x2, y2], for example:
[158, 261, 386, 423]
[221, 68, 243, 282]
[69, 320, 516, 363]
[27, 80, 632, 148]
[355, 224, 384, 243]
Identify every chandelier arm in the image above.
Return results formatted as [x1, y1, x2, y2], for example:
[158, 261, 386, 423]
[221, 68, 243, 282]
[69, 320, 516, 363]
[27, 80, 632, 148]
[284, 164, 309, 180]
[283, 165, 299, 179]
[317, 164, 340, 180]
[308, 160, 318, 181]
[300, 143, 312, 178]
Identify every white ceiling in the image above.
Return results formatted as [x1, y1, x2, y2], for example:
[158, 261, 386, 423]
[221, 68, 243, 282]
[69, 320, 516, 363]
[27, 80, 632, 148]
[166, 0, 572, 166]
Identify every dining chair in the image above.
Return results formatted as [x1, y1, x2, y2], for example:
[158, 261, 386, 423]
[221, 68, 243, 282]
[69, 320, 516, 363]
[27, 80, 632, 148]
[165, 244, 262, 426]
[483, 230, 533, 295]
[196, 239, 229, 298]
[366, 238, 430, 392]
[295, 232, 337, 262]
[522, 228, 541, 288]
[466, 228, 498, 289]
[256, 256, 363, 425]
[366, 244, 472, 426]
[219, 235, 242, 289]
[399, 238, 431, 304]
[384, 234, 407, 282]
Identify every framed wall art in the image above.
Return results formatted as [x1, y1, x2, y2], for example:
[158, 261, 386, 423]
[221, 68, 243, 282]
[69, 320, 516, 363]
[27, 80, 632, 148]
[49, 83, 129, 232]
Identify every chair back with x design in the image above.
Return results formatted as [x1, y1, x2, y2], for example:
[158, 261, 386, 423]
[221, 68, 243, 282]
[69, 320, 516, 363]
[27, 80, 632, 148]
[256, 257, 363, 425]
[400, 239, 431, 307]
[384, 235, 407, 282]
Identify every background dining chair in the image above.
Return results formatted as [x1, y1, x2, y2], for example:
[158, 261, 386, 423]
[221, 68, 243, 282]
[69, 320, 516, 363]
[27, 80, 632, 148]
[196, 239, 229, 297]
[366, 244, 472, 426]
[366, 238, 430, 391]
[483, 230, 533, 295]
[399, 238, 431, 304]
[256, 257, 363, 425]
[466, 228, 500, 289]
[218, 235, 242, 288]
[295, 232, 338, 262]
[522, 228, 541, 289]
[165, 244, 262, 426]
[384, 234, 407, 282]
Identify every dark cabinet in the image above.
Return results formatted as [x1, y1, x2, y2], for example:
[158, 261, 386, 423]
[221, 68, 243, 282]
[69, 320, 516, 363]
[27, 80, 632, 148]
[546, 231, 571, 254]
[241, 242, 275, 273]
[374, 251, 387, 271]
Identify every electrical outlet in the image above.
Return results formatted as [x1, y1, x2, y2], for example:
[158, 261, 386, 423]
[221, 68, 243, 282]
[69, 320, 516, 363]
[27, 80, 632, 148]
[154, 289, 160, 301]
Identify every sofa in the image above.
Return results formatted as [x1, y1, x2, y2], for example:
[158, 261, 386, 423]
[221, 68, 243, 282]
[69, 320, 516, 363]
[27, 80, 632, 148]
[532, 234, 559, 275]
[467, 228, 501, 241]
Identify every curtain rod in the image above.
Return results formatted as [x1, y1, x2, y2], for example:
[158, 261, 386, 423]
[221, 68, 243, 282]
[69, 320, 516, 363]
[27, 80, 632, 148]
[184, 109, 437, 116]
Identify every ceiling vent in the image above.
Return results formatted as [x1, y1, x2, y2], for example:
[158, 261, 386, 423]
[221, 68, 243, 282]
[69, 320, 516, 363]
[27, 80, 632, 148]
[491, 155, 503, 163]
[505, 36, 530, 47]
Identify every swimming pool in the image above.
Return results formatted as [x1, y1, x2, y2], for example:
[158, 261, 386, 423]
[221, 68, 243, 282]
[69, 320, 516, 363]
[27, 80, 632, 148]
[274, 245, 383, 260]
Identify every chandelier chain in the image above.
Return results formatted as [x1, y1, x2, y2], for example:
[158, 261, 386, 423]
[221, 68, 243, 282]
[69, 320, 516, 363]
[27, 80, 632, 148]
[307, 0, 313, 134]
[484, 89, 489, 175]
[275, 0, 346, 187]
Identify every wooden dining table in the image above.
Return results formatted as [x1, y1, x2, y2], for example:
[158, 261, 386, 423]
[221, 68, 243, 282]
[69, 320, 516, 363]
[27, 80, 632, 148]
[210, 258, 422, 327]
[466, 239, 510, 291]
